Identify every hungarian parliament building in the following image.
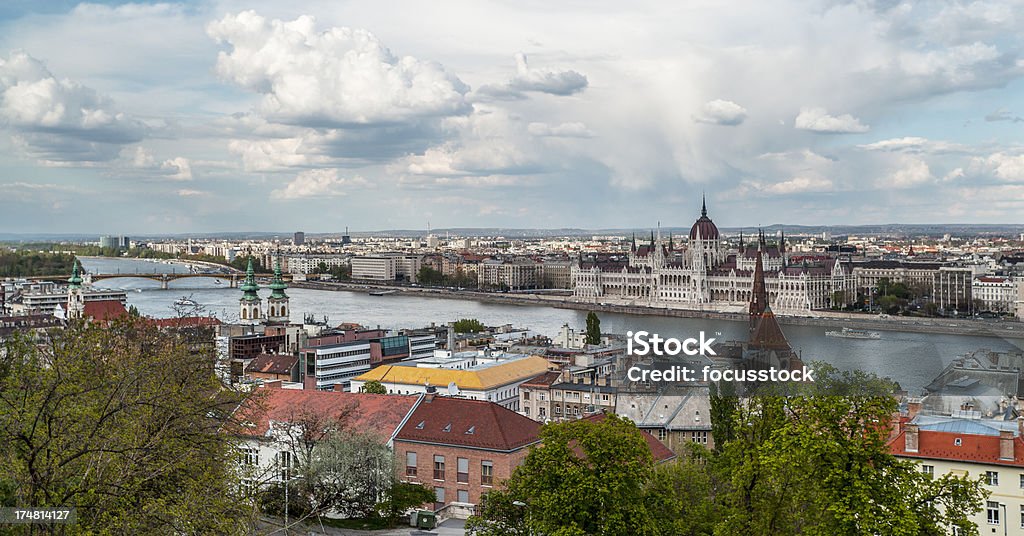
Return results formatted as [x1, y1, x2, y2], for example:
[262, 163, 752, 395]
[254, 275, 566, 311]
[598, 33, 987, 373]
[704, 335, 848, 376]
[571, 198, 856, 314]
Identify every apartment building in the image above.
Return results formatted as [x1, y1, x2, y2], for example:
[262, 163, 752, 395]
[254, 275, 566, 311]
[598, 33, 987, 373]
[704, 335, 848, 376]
[891, 410, 1024, 534]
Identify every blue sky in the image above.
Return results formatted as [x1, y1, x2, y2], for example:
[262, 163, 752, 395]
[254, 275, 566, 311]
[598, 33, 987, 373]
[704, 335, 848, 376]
[0, 0, 1023, 234]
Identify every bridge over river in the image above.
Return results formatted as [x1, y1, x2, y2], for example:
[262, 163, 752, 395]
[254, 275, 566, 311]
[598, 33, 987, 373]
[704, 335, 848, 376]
[30, 271, 290, 290]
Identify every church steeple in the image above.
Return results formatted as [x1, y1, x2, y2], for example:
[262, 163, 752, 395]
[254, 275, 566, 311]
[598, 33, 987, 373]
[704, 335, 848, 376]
[739, 231, 744, 253]
[267, 251, 290, 323]
[68, 259, 83, 290]
[239, 255, 262, 322]
[631, 232, 637, 252]
[701, 193, 707, 218]
[749, 230, 768, 330]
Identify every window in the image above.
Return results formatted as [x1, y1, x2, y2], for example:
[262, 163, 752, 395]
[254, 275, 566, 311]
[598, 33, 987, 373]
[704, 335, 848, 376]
[539, 407, 546, 417]
[278, 451, 292, 481]
[524, 407, 530, 416]
[481, 461, 494, 486]
[434, 455, 445, 480]
[240, 448, 259, 466]
[954, 437, 962, 446]
[523, 391, 530, 400]
[457, 489, 469, 503]
[692, 431, 708, 444]
[986, 471, 999, 486]
[1020, 474, 1024, 489]
[921, 465, 934, 478]
[657, 429, 668, 441]
[434, 487, 445, 509]
[555, 406, 562, 414]
[1020, 505, 1024, 529]
[987, 501, 1000, 525]
[406, 451, 417, 476]
[457, 458, 469, 483]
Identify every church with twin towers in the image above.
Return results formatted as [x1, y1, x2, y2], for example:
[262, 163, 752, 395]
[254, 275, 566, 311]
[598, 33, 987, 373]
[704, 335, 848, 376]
[571, 196, 856, 313]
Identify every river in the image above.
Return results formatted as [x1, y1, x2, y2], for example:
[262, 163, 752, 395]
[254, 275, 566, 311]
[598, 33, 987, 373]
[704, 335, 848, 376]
[79, 257, 1024, 394]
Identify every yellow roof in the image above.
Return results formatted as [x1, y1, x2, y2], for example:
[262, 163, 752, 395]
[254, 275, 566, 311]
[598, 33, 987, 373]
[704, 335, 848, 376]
[355, 355, 553, 391]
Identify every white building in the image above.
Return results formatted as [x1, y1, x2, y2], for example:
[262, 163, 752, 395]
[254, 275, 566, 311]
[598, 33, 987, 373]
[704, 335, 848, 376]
[572, 198, 855, 314]
[891, 410, 1024, 534]
[478, 258, 544, 290]
[283, 254, 349, 275]
[350, 353, 552, 410]
[974, 276, 1018, 314]
[351, 256, 397, 281]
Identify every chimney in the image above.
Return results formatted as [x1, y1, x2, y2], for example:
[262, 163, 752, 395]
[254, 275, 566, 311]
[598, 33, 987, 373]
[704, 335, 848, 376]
[1000, 430, 1014, 461]
[904, 424, 919, 453]
[906, 398, 922, 420]
[264, 380, 283, 389]
[1018, 416, 1024, 440]
[425, 383, 437, 402]
[333, 384, 345, 392]
[447, 324, 455, 353]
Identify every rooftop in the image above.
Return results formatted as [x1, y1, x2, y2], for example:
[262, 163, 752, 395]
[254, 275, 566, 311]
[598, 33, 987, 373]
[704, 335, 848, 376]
[395, 395, 541, 452]
[354, 355, 553, 391]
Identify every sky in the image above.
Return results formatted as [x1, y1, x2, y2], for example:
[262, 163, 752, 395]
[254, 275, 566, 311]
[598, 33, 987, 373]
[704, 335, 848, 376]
[0, 0, 1023, 234]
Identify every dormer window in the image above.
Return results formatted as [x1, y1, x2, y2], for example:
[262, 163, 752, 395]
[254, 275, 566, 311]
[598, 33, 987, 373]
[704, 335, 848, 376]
[443, 423, 452, 432]
[954, 437, 962, 446]
[415, 421, 425, 430]
[465, 426, 475, 435]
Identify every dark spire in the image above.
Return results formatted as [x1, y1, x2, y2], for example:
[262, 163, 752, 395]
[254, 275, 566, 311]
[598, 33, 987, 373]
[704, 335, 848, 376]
[668, 233, 674, 251]
[749, 229, 768, 329]
[779, 228, 785, 255]
[68, 259, 83, 289]
[631, 232, 637, 252]
[739, 231, 744, 253]
[701, 193, 707, 217]
[650, 230, 655, 248]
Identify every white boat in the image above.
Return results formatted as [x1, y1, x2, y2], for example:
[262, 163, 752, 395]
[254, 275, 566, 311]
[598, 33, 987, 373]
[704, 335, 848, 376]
[825, 327, 881, 339]
[174, 297, 199, 307]
[369, 289, 397, 296]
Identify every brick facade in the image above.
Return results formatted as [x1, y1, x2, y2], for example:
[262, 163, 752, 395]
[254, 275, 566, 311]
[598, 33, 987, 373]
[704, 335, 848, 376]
[393, 440, 530, 508]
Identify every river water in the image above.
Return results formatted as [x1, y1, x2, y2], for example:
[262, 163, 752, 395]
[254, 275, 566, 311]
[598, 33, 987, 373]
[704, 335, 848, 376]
[80, 257, 1024, 394]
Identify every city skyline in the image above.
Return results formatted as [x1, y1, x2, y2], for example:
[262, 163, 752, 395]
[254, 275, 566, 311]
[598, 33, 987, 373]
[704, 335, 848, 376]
[1, 1, 1024, 233]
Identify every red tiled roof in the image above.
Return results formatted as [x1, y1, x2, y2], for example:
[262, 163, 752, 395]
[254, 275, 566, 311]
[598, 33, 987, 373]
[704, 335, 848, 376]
[245, 354, 298, 375]
[395, 396, 541, 452]
[584, 413, 676, 463]
[890, 428, 1024, 467]
[234, 387, 419, 439]
[83, 300, 127, 322]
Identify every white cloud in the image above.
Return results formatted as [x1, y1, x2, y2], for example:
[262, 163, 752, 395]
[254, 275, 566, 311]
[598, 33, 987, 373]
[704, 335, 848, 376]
[271, 168, 369, 199]
[0, 51, 145, 162]
[207, 11, 470, 127]
[177, 189, 205, 197]
[794, 107, 870, 133]
[888, 157, 933, 188]
[969, 152, 1024, 182]
[693, 99, 747, 126]
[161, 157, 192, 181]
[856, 137, 969, 154]
[527, 122, 593, 137]
[476, 52, 588, 99]
[765, 176, 833, 194]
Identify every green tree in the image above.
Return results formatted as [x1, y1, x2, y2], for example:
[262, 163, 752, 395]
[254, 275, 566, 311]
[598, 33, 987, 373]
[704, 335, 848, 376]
[644, 445, 718, 536]
[585, 311, 601, 345]
[469, 414, 657, 536]
[0, 317, 255, 534]
[713, 365, 985, 536]
[379, 482, 435, 525]
[708, 380, 738, 452]
[453, 318, 486, 333]
[361, 380, 387, 394]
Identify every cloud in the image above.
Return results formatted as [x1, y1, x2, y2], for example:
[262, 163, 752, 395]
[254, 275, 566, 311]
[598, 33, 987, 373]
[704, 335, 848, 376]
[0, 51, 146, 162]
[271, 168, 370, 199]
[985, 108, 1024, 123]
[176, 189, 205, 197]
[160, 157, 192, 181]
[693, 99, 747, 126]
[476, 52, 588, 99]
[794, 107, 870, 133]
[968, 152, 1024, 182]
[527, 122, 593, 138]
[856, 137, 969, 155]
[888, 157, 933, 188]
[207, 11, 471, 127]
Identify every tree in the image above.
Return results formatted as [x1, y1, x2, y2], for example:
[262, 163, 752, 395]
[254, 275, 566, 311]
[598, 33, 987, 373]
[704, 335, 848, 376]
[469, 414, 657, 536]
[453, 318, 486, 333]
[361, 380, 387, 394]
[585, 311, 601, 345]
[644, 446, 719, 536]
[0, 317, 255, 534]
[708, 380, 738, 452]
[713, 364, 985, 536]
[379, 482, 435, 524]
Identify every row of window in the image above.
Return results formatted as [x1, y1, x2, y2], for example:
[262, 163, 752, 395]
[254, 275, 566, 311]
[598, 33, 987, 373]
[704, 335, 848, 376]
[406, 452, 494, 486]
[984, 501, 1024, 528]
[921, 465, 1024, 489]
